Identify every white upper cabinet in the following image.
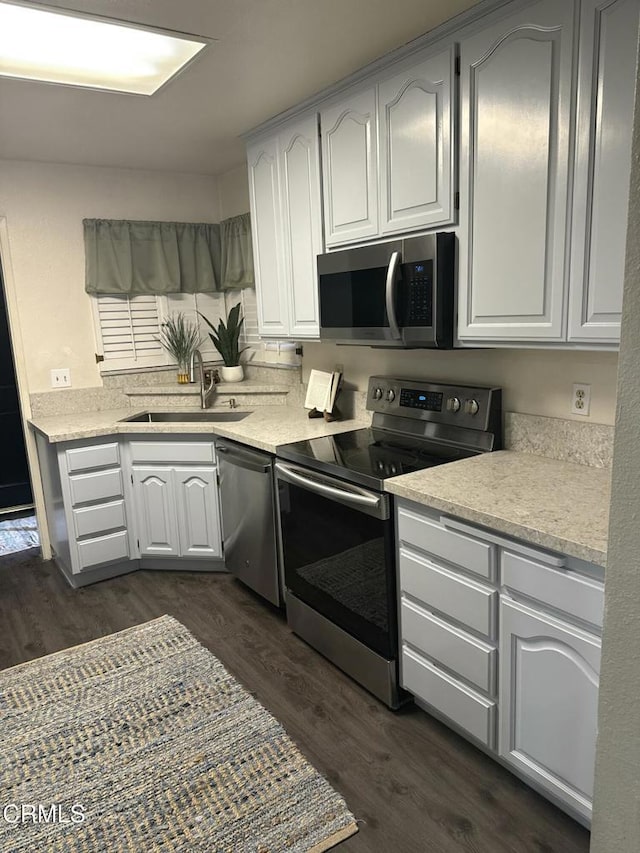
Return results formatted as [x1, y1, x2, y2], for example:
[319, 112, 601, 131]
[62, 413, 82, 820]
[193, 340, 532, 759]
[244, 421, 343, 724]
[247, 136, 289, 338]
[378, 47, 456, 235]
[457, 0, 574, 342]
[247, 111, 322, 339]
[321, 88, 379, 246]
[568, 0, 640, 343]
[279, 114, 323, 338]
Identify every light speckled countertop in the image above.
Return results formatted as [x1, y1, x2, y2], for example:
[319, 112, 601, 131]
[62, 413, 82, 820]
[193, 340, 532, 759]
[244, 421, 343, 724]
[28, 406, 369, 453]
[30, 409, 611, 568]
[386, 450, 610, 568]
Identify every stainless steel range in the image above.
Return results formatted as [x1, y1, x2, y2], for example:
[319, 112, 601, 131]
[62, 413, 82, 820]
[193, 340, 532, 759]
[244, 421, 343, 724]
[275, 375, 502, 708]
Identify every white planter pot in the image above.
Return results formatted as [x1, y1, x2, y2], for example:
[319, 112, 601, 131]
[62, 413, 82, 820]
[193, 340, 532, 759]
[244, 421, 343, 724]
[220, 365, 244, 383]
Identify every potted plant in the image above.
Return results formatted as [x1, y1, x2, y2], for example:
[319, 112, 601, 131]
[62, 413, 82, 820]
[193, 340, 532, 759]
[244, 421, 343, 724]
[199, 302, 247, 382]
[157, 313, 201, 384]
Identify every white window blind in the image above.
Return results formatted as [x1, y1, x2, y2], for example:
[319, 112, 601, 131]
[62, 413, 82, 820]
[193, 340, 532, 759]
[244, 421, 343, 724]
[240, 288, 260, 344]
[92, 295, 168, 370]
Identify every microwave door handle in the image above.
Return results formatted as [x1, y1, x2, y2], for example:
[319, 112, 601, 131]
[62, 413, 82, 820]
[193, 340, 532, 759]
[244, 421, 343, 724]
[385, 251, 402, 340]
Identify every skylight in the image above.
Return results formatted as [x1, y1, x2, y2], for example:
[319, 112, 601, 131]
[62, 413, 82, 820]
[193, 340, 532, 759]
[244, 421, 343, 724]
[0, 2, 209, 95]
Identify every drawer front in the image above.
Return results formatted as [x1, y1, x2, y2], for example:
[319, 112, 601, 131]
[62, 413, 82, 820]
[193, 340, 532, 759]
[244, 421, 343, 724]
[397, 505, 495, 580]
[401, 597, 496, 695]
[402, 646, 496, 748]
[502, 550, 604, 630]
[129, 441, 216, 465]
[76, 530, 129, 572]
[69, 469, 123, 506]
[399, 547, 497, 638]
[72, 500, 126, 539]
[65, 442, 120, 473]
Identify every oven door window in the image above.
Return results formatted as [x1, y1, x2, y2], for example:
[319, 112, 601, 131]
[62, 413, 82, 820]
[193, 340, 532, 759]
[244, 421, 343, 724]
[278, 478, 396, 659]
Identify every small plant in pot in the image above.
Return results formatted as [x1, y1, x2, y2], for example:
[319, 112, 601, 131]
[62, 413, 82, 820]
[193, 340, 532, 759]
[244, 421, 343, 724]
[199, 302, 247, 382]
[157, 313, 201, 384]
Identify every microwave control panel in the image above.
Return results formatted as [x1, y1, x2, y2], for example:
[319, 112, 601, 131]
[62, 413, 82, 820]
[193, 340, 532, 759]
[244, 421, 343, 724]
[403, 261, 433, 325]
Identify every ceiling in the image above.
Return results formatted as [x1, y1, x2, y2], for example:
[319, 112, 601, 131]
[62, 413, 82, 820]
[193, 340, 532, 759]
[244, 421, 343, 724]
[0, 0, 481, 177]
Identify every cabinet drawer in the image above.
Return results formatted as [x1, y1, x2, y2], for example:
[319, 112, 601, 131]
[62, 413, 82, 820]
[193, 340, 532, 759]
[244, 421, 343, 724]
[502, 550, 604, 629]
[72, 500, 126, 539]
[69, 469, 123, 506]
[76, 530, 129, 572]
[401, 597, 496, 695]
[65, 442, 120, 473]
[402, 646, 496, 748]
[129, 441, 216, 465]
[399, 547, 497, 638]
[397, 505, 495, 580]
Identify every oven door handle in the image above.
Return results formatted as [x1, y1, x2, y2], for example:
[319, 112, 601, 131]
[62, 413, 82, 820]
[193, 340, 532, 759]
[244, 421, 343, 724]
[385, 250, 402, 340]
[275, 461, 387, 516]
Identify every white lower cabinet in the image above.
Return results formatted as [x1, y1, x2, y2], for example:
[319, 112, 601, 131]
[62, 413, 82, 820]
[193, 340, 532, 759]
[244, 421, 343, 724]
[131, 467, 180, 557]
[174, 466, 222, 558]
[131, 463, 222, 560]
[499, 597, 600, 824]
[36, 434, 225, 586]
[396, 499, 603, 826]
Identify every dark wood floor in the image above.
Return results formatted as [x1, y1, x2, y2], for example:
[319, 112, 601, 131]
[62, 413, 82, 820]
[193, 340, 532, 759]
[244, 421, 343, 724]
[0, 550, 591, 853]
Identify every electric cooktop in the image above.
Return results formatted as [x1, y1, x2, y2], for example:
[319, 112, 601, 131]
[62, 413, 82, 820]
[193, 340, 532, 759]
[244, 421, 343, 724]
[277, 375, 503, 491]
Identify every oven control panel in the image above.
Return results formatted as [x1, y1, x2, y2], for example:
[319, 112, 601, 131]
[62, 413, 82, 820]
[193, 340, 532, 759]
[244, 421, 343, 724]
[367, 375, 501, 435]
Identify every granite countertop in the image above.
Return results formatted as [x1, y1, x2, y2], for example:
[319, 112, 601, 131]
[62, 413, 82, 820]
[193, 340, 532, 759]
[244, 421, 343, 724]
[385, 450, 611, 568]
[28, 406, 369, 454]
[30, 408, 611, 567]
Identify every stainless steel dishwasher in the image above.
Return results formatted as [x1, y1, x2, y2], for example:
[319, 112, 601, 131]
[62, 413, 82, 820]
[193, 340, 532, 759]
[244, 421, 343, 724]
[216, 438, 282, 607]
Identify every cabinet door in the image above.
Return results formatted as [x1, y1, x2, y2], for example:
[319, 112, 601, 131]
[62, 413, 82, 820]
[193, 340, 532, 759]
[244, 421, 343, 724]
[499, 597, 600, 823]
[378, 47, 456, 235]
[247, 136, 289, 337]
[568, 0, 639, 343]
[321, 88, 378, 246]
[457, 0, 574, 341]
[174, 466, 222, 558]
[131, 467, 180, 557]
[279, 113, 322, 338]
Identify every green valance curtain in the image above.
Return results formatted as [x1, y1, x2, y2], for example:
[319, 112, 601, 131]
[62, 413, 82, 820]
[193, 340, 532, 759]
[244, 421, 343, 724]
[219, 213, 254, 290]
[83, 216, 255, 295]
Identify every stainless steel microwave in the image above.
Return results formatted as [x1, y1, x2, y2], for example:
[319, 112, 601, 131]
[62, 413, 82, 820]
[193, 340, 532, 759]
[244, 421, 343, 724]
[317, 232, 455, 348]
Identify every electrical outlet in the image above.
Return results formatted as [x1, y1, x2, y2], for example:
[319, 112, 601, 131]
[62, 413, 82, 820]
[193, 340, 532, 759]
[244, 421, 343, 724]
[51, 368, 71, 388]
[571, 383, 591, 416]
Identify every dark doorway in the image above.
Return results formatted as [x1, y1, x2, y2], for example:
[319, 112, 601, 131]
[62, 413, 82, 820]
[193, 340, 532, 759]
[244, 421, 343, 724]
[0, 258, 33, 511]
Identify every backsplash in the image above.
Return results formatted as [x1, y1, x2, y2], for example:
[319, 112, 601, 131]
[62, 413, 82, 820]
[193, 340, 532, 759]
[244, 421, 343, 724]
[30, 363, 304, 418]
[504, 413, 614, 469]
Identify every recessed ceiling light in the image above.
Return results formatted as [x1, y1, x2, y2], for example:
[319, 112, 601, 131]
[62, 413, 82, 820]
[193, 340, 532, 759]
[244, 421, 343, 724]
[0, 1, 209, 95]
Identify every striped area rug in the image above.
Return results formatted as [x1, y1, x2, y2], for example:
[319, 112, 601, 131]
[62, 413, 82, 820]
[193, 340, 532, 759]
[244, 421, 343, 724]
[0, 616, 358, 852]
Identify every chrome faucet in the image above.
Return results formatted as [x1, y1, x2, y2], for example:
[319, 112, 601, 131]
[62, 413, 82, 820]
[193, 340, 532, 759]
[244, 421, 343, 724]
[190, 349, 215, 409]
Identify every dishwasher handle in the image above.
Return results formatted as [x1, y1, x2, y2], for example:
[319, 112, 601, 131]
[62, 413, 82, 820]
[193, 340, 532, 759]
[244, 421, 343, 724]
[217, 443, 272, 474]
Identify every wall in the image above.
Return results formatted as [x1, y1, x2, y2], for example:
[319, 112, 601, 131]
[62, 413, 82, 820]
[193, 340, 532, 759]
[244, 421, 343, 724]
[0, 160, 220, 393]
[590, 56, 640, 852]
[303, 342, 619, 424]
[217, 165, 250, 220]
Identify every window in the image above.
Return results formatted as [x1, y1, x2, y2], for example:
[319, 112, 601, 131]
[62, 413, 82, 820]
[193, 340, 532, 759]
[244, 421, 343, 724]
[92, 291, 257, 372]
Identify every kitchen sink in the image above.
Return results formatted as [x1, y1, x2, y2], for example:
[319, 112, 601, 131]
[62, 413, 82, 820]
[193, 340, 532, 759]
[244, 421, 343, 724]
[120, 411, 252, 423]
